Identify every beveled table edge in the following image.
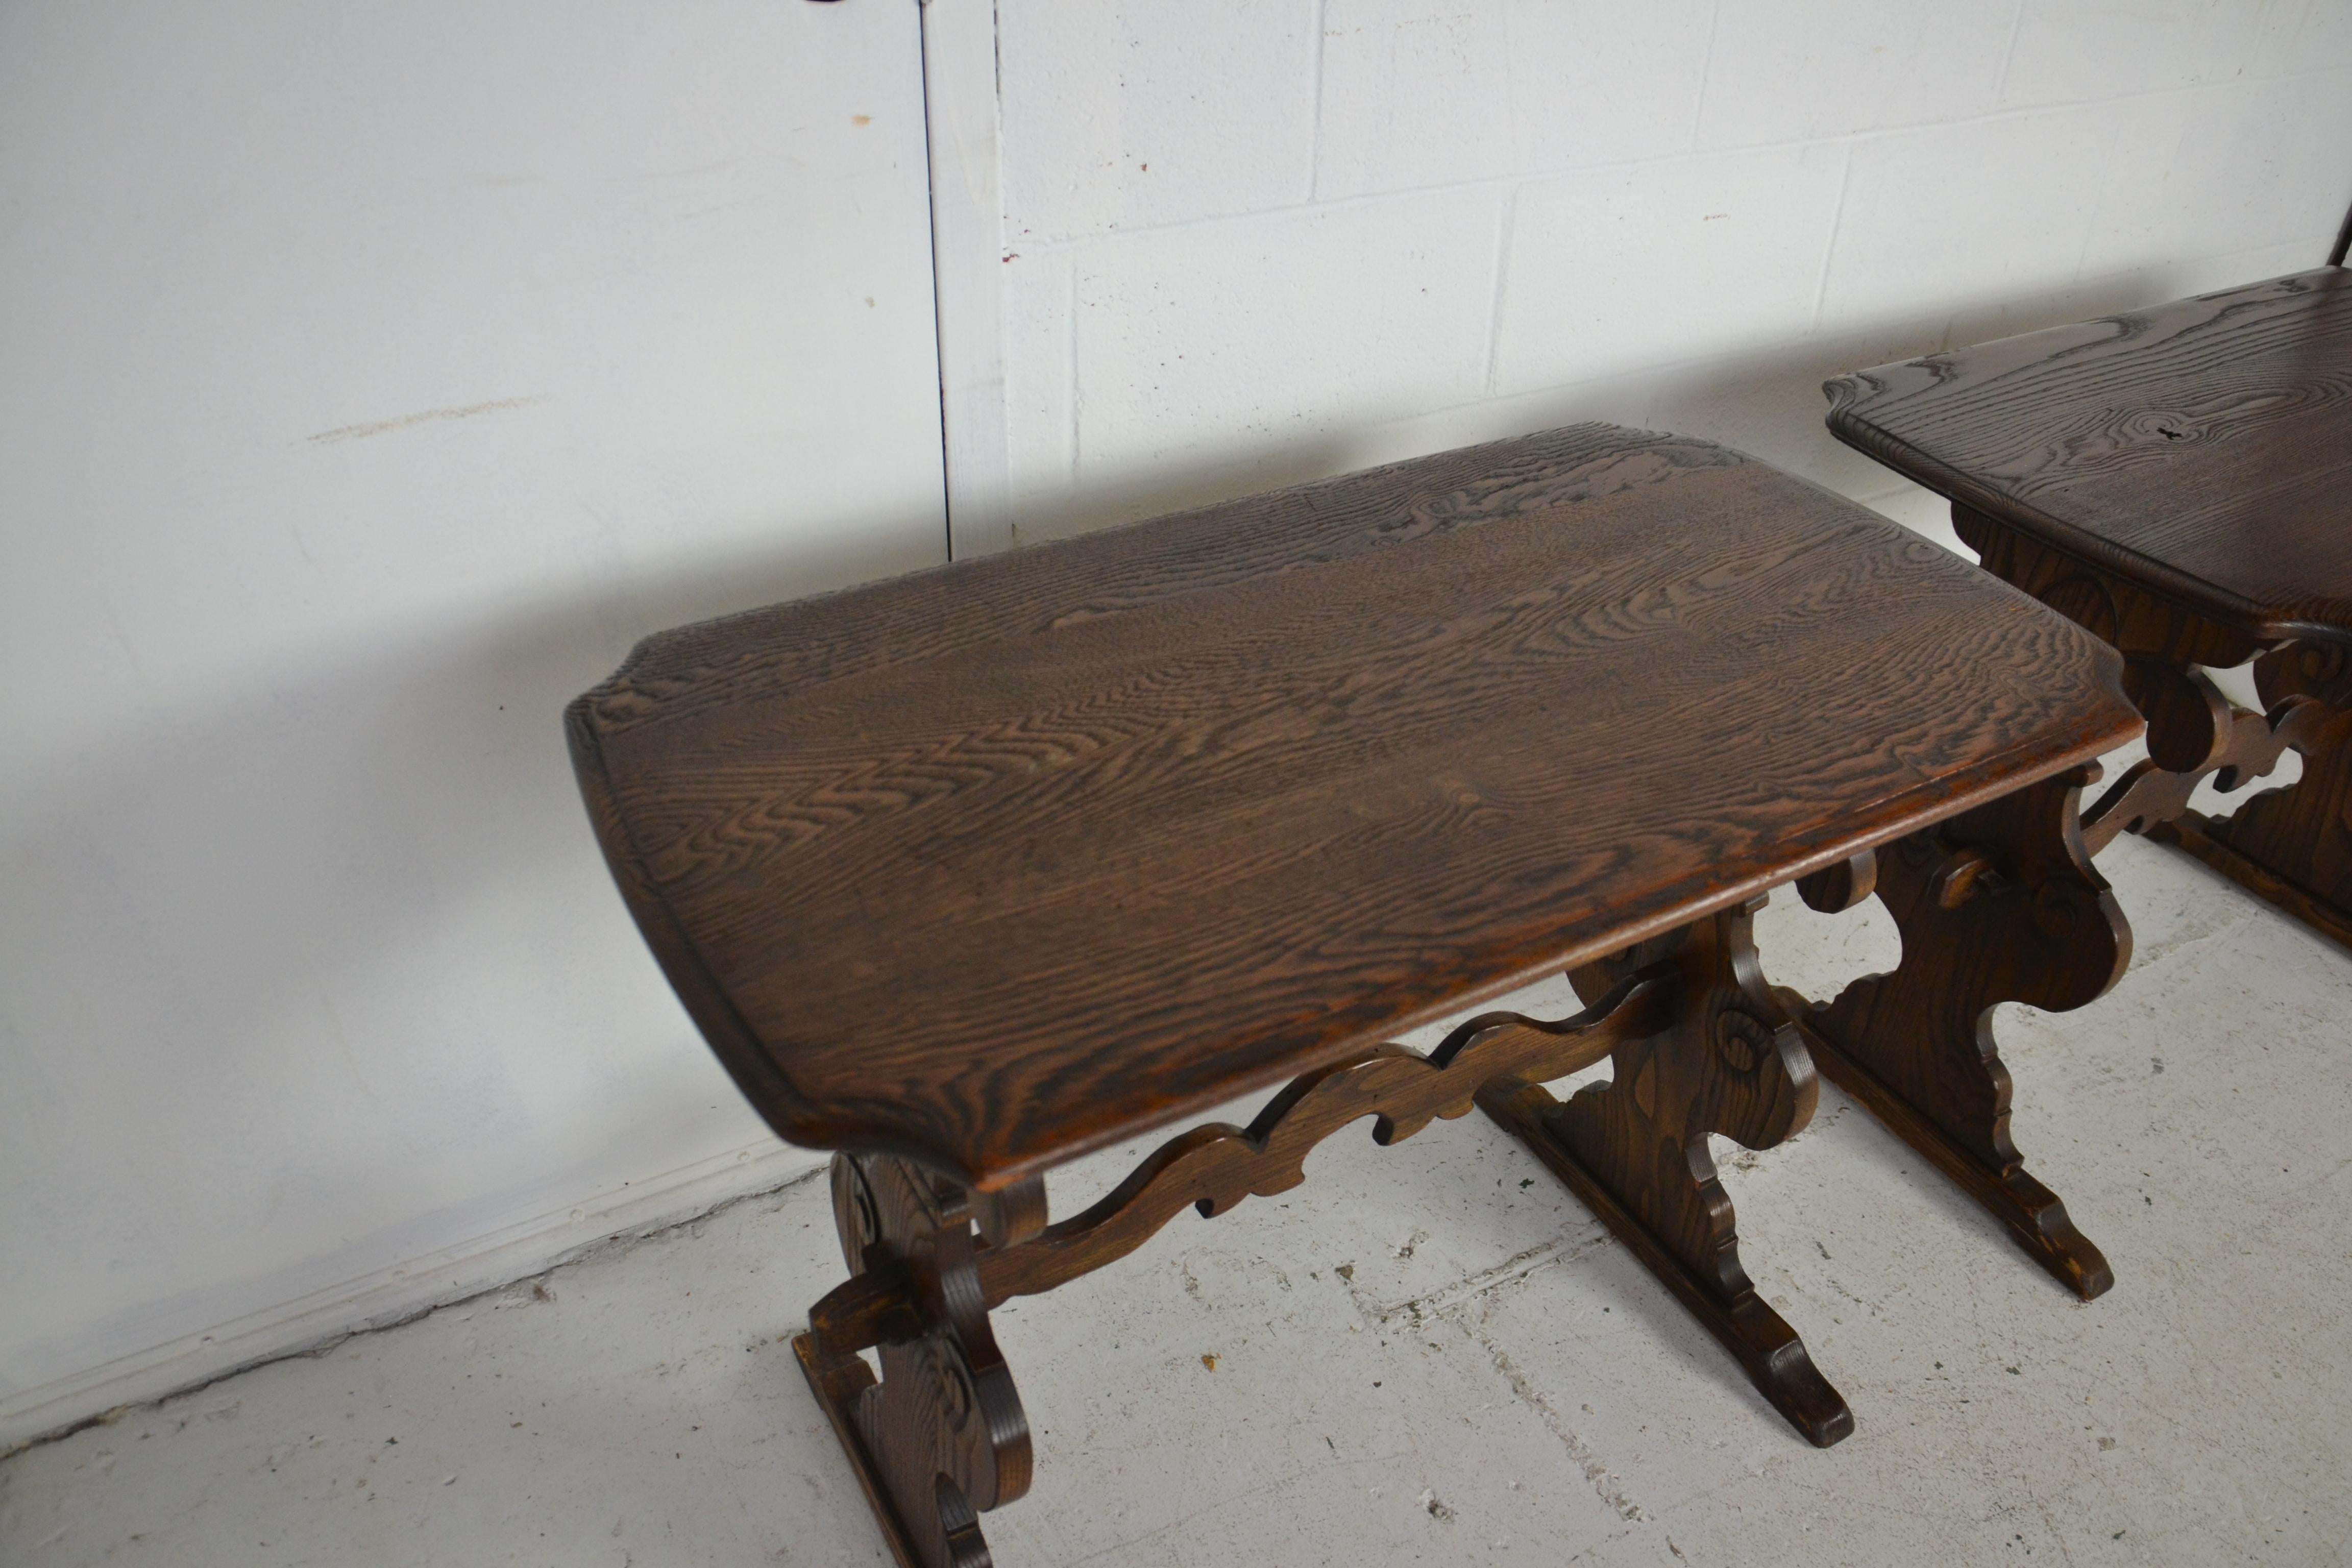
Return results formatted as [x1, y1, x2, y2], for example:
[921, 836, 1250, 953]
[569, 678, 2141, 1193]
[1822, 267, 2352, 650]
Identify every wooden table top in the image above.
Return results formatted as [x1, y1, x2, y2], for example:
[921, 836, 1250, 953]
[568, 425, 2139, 1189]
[1826, 267, 2352, 644]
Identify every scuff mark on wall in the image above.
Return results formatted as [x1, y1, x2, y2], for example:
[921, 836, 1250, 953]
[307, 397, 545, 445]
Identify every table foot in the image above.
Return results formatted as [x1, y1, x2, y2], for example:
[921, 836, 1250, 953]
[1793, 769, 2127, 1300]
[1477, 1077, 1852, 1446]
[1785, 1007, 2109, 1299]
[799, 1153, 1029, 1568]
[1481, 898, 1852, 1447]
[2153, 813, 2352, 950]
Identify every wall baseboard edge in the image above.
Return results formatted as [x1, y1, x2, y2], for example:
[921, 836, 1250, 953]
[0, 1139, 822, 1456]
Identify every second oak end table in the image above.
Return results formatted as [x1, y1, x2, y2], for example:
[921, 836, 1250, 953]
[1827, 265, 2352, 947]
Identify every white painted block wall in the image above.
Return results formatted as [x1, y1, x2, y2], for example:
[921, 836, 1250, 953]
[0, 1, 946, 1447]
[981, 0, 2352, 549]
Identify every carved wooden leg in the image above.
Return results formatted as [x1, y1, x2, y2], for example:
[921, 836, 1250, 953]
[1957, 505, 2352, 948]
[1788, 768, 2130, 1300]
[794, 1153, 1031, 1568]
[2156, 642, 2352, 949]
[797, 976, 1682, 1563]
[1476, 898, 1854, 1448]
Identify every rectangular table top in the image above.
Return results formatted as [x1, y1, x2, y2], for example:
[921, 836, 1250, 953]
[1826, 267, 2352, 644]
[568, 425, 2139, 1188]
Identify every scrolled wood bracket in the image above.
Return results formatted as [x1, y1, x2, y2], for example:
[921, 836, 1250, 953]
[973, 966, 1680, 1309]
[1797, 849, 1877, 914]
[1957, 504, 2352, 946]
[2079, 681, 2333, 860]
[795, 1152, 1032, 1568]
[2144, 643, 2352, 944]
[1786, 767, 2129, 1300]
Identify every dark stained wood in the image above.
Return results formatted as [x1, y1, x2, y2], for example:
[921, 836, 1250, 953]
[972, 969, 1676, 1311]
[570, 424, 2141, 1192]
[1828, 266, 2352, 946]
[1782, 768, 2130, 1299]
[1825, 267, 2352, 645]
[1832, 231, 2352, 955]
[1980, 522, 2352, 946]
[2078, 668, 2342, 859]
[798, 904, 1848, 1568]
[798, 968, 1676, 1348]
[2177, 641, 2352, 929]
[796, 1153, 1029, 1568]
[579, 424, 2155, 1557]
[1796, 849, 1877, 915]
[1482, 897, 1854, 1447]
[1948, 508, 2347, 878]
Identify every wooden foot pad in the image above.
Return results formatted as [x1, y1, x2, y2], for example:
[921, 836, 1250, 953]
[1795, 771, 2127, 1301]
[1478, 1078, 1853, 1447]
[1787, 1008, 2111, 1300]
[1479, 898, 1853, 1447]
[796, 1333, 989, 1568]
[2153, 814, 2352, 953]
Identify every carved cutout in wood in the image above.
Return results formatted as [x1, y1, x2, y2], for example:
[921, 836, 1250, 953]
[1962, 510, 2352, 945]
[974, 973, 1676, 1310]
[794, 1154, 1030, 1568]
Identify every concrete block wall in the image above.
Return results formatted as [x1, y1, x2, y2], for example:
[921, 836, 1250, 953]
[0, 0, 947, 1450]
[987, 0, 2352, 543]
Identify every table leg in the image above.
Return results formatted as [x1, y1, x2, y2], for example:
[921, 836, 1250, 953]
[800, 976, 1679, 1564]
[1476, 898, 1854, 1447]
[794, 1153, 1031, 1568]
[2154, 641, 2352, 948]
[1786, 768, 2130, 1300]
[1956, 504, 2352, 948]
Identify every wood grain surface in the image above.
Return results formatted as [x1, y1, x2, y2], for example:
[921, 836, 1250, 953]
[1825, 268, 2352, 642]
[568, 424, 2140, 1188]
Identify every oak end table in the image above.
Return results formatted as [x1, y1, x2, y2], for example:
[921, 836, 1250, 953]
[568, 425, 2140, 1568]
[1828, 267, 2352, 950]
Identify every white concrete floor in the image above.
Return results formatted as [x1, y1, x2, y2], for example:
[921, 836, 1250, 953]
[6, 824, 2350, 1567]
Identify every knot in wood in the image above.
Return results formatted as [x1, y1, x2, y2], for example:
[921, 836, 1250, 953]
[1712, 1006, 1775, 1074]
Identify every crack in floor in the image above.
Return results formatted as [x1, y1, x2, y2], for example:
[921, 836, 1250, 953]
[2, 1162, 831, 1461]
[2120, 910, 2248, 977]
[1478, 1338, 1649, 1524]
[1342, 1231, 1616, 1328]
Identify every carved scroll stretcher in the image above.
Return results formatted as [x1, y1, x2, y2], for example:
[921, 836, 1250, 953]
[1963, 506, 2352, 949]
[796, 910, 1856, 1565]
[974, 970, 1677, 1310]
